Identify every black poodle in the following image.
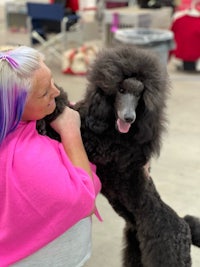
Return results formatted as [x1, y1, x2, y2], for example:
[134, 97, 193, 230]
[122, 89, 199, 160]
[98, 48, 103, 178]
[37, 46, 200, 267]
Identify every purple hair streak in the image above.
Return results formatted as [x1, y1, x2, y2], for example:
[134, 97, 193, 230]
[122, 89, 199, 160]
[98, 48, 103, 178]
[0, 84, 27, 144]
[0, 54, 19, 69]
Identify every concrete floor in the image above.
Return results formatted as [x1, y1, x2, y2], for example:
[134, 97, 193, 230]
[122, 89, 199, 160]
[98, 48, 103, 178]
[1, 4, 200, 266]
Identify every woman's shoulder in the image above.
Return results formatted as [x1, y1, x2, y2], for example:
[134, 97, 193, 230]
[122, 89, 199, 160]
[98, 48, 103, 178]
[0, 120, 60, 170]
[15, 121, 59, 153]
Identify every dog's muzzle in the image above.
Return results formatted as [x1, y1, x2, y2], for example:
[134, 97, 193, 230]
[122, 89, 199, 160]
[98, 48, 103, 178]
[116, 115, 136, 133]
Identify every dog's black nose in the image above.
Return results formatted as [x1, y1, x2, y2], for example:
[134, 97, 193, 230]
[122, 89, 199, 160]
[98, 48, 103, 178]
[124, 116, 135, 123]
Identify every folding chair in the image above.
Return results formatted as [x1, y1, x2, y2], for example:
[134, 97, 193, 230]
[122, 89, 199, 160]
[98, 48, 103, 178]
[26, 2, 82, 60]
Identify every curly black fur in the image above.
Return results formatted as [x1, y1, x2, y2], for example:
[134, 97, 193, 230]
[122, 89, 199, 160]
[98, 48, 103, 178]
[36, 46, 200, 267]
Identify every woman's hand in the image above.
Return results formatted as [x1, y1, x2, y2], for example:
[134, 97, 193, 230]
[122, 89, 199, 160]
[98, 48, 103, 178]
[50, 107, 93, 180]
[50, 106, 80, 136]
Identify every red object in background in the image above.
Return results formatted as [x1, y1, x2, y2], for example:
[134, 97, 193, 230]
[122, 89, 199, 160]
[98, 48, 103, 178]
[49, 0, 79, 11]
[106, 2, 128, 8]
[175, 0, 192, 11]
[170, 14, 200, 61]
[66, 0, 79, 12]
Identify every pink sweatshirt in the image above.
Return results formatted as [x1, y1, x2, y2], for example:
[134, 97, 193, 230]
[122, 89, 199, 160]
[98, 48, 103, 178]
[0, 121, 101, 266]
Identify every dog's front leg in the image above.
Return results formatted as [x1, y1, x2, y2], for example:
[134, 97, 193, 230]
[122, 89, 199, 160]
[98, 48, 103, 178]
[123, 222, 144, 267]
[122, 173, 192, 267]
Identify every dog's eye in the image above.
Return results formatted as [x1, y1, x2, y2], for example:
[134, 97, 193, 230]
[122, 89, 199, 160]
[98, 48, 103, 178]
[135, 92, 141, 98]
[119, 88, 125, 94]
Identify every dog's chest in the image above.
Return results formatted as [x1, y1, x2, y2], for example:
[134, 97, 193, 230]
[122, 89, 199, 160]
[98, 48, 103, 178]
[83, 131, 138, 166]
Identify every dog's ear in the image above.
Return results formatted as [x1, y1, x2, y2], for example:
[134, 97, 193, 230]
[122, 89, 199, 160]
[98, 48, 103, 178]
[141, 61, 170, 112]
[142, 84, 168, 112]
[85, 88, 113, 134]
[86, 116, 109, 134]
[142, 89, 157, 111]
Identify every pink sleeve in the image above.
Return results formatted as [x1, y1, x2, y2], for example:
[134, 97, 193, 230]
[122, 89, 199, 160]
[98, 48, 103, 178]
[89, 162, 102, 196]
[13, 132, 101, 232]
[58, 144, 101, 197]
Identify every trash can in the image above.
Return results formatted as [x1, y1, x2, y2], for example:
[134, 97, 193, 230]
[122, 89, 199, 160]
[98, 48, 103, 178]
[114, 28, 174, 65]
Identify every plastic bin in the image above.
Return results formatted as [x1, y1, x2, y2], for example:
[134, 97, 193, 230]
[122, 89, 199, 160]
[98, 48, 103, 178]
[114, 28, 174, 65]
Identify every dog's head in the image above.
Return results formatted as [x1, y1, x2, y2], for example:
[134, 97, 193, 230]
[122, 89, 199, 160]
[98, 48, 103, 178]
[87, 45, 169, 112]
[115, 77, 144, 133]
[85, 45, 170, 137]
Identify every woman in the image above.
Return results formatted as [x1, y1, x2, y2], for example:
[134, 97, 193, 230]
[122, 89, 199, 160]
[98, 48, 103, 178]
[0, 46, 101, 266]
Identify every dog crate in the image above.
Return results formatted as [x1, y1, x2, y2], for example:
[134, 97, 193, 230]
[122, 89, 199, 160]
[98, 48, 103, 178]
[114, 27, 174, 65]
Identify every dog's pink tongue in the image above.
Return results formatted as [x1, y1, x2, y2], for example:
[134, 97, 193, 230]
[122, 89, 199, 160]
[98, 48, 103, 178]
[117, 118, 131, 133]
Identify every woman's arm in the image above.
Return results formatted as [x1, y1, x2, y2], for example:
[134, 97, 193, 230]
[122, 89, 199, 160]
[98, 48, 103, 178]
[50, 107, 93, 179]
